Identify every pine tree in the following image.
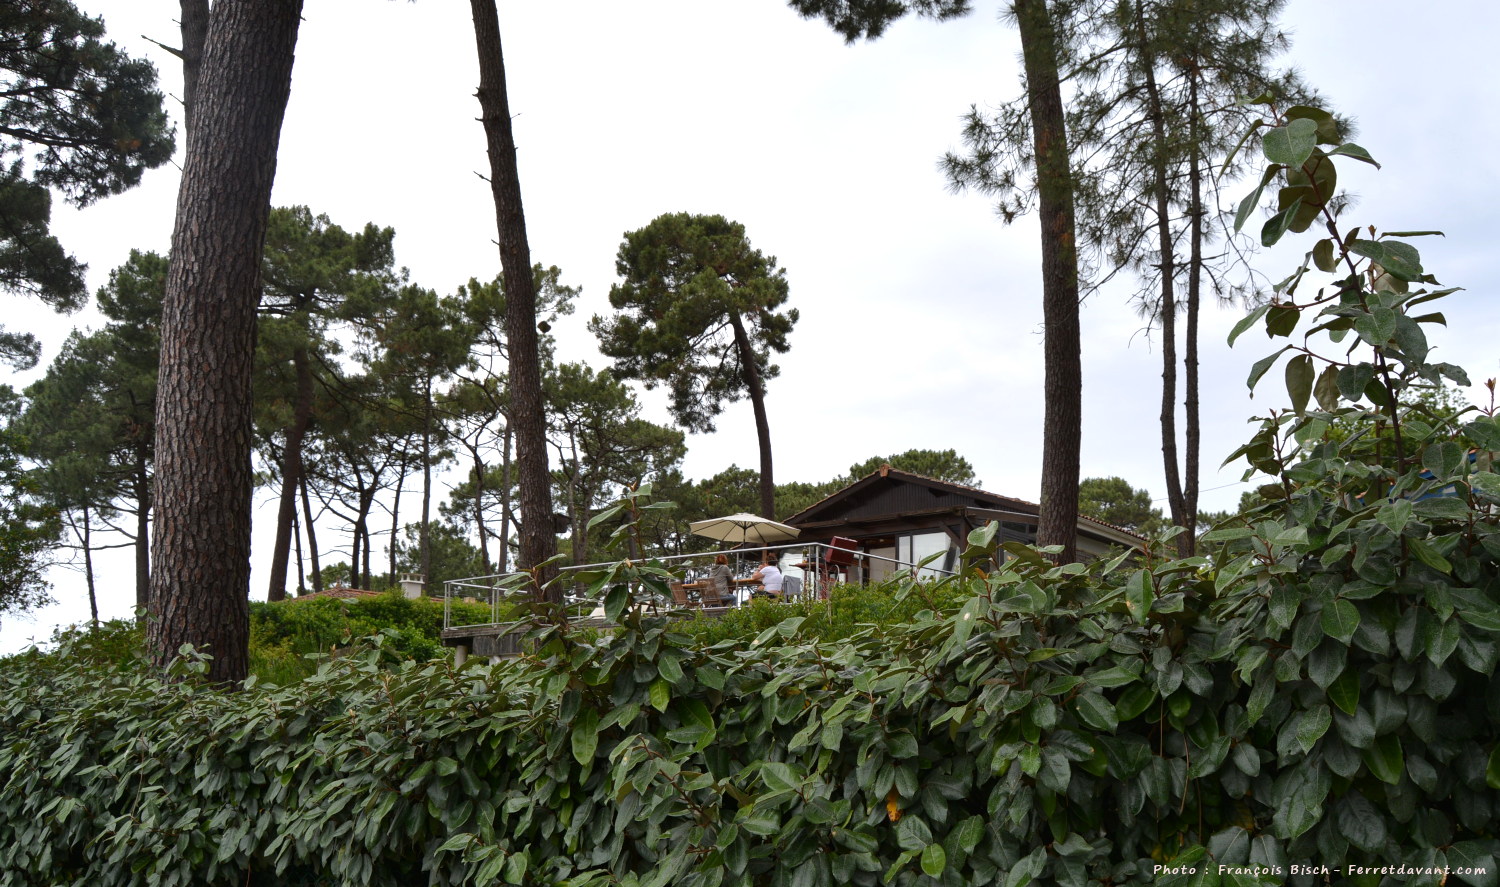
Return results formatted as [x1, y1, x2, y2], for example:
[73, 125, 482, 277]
[590, 213, 798, 520]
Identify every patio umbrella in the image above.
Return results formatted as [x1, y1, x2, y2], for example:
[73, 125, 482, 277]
[689, 513, 801, 546]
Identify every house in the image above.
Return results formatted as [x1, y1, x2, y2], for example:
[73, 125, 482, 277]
[784, 465, 1144, 580]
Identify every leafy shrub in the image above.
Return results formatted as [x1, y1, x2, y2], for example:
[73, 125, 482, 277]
[671, 580, 968, 646]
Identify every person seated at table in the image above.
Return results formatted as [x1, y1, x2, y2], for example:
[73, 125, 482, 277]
[749, 553, 784, 598]
[705, 554, 734, 605]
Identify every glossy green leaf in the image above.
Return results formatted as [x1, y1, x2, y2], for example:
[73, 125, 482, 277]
[1074, 692, 1118, 733]
[1262, 118, 1318, 167]
[648, 678, 671, 712]
[1227, 303, 1271, 346]
[1362, 733, 1404, 784]
[1322, 599, 1360, 644]
[1329, 670, 1360, 716]
[1296, 705, 1332, 754]
[1247, 347, 1289, 392]
[1123, 569, 1153, 623]
[1337, 793, 1387, 852]
[1116, 683, 1157, 722]
[921, 842, 946, 877]
[1312, 238, 1337, 273]
[1285, 354, 1314, 414]
[1337, 364, 1375, 402]
[571, 708, 599, 766]
[1327, 143, 1379, 167]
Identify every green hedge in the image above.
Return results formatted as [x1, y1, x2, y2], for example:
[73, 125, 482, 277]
[5, 534, 1500, 886]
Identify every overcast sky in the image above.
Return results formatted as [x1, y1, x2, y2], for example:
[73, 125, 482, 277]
[4, 0, 1497, 651]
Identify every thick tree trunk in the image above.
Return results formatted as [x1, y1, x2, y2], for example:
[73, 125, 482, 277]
[729, 311, 776, 518]
[266, 343, 313, 601]
[133, 447, 150, 611]
[148, 0, 302, 684]
[1133, 3, 1188, 547]
[299, 474, 322, 593]
[470, 0, 556, 598]
[1016, 0, 1081, 563]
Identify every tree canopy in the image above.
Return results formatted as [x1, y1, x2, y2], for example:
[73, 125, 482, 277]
[0, 0, 174, 367]
[591, 212, 797, 518]
[1077, 475, 1164, 535]
[847, 448, 978, 486]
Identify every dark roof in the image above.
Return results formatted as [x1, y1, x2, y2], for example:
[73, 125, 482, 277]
[785, 465, 1143, 544]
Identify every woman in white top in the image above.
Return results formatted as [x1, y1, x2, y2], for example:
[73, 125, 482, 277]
[750, 553, 783, 597]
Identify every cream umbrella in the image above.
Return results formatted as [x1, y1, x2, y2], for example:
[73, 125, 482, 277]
[688, 513, 801, 546]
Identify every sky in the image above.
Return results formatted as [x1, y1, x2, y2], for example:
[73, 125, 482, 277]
[4, 0, 1498, 652]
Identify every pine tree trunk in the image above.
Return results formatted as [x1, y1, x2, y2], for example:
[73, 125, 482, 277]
[299, 474, 322, 594]
[179, 0, 208, 137]
[566, 431, 589, 567]
[471, 0, 556, 599]
[1182, 68, 1203, 556]
[1016, 0, 1081, 563]
[420, 378, 433, 585]
[499, 421, 512, 574]
[266, 343, 313, 601]
[729, 311, 776, 518]
[79, 506, 97, 628]
[148, 0, 302, 684]
[357, 482, 375, 588]
[1133, 2, 1188, 549]
[293, 507, 304, 595]
[390, 450, 407, 585]
[133, 446, 150, 611]
[472, 452, 491, 575]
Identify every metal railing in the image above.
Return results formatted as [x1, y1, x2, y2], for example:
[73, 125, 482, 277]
[441, 541, 956, 631]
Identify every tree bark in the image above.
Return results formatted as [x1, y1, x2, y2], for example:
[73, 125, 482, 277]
[266, 343, 313, 601]
[390, 448, 407, 585]
[133, 445, 150, 611]
[420, 377, 433, 584]
[292, 506, 304, 595]
[179, 0, 209, 138]
[148, 0, 302, 684]
[470, 0, 556, 599]
[499, 420, 512, 574]
[78, 506, 98, 628]
[728, 311, 776, 518]
[1132, 2, 1188, 549]
[1016, 0, 1082, 563]
[1182, 66, 1203, 556]
[472, 452, 491, 575]
[299, 473, 322, 594]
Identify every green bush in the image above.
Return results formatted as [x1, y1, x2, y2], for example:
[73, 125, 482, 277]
[670, 580, 968, 646]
